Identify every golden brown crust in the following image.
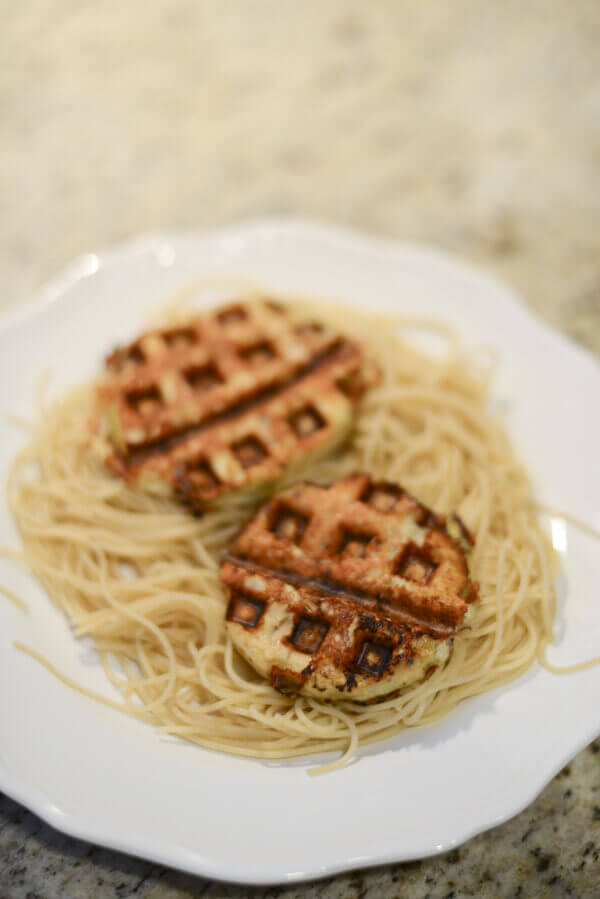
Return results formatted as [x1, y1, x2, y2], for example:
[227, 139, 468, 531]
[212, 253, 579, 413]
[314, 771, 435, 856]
[220, 474, 479, 701]
[97, 300, 375, 509]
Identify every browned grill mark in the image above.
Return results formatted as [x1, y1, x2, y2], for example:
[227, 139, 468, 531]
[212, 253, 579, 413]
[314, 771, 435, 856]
[295, 322, 324, 338]
[288, 404, 325, 438]
[222, 552, 453, 638]
[364, 483, 402, 513]
[338, 528, 374, 559]
[178, 459, 220, 491]
[271, 507, 309, 544]
[126, 345, 145, 365]
[240, 341, 276, 366]
[264, 300, 285, 314]
[184, 363, 223, 392]
[450, 513, 475, 548]
[356, 641, 391, 677]
[217, 305, 247, 326]
[270, 666, 305, 695]
[121, 339, 352, 467]
[395, 544, 438, 584]
[336, 370, 364, 401]
[226, 594, 265, 628]
[163, 327, 197, 350]
[416, 506, 441, 528]
[126, 385, 162, 414]
[106, 343, 146, 371]
[233, 435, 268, 468]
[289, 618, 329, 654]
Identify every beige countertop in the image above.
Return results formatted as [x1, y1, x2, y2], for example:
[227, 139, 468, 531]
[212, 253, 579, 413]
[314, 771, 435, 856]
[1, 2, 599, 896]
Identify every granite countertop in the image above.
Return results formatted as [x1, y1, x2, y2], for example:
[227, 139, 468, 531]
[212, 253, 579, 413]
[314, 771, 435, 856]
[1, 2, 599, 897]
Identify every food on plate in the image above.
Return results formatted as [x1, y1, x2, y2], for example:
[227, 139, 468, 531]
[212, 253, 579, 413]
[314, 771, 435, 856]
[7, 295, 560, 772]
[222, 473, 478, 700]
[99, 299, 375, 510]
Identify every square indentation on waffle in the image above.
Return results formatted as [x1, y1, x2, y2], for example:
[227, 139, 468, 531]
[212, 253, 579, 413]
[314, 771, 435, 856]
[240, 341, 277, 367]
[226, 594, 265, 628]
[288, 404, 326, 438]
[126, 385, 163, 415]
[232, 436, 268, 469]
[289, 617, 329, 654]
[356, 641, 392, 676]
[184, 363, 223, 392]
[125, 345, 146, 366]
[337, 528, 375, 559]
[217, 304, 248, 326]
[175, 459, 220, 496]
[294, 321, 324, 339]
[163, 326, 197, 350]
[395, 544, 438, 584]
[271, 505, 309, 544]
[363, 483, 403, 513]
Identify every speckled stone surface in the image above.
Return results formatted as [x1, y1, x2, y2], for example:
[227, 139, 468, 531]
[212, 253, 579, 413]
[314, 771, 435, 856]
[1, 2, 599, 897]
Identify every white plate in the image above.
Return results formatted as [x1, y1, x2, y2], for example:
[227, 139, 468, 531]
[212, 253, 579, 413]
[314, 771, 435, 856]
[0, 219, 598, 886]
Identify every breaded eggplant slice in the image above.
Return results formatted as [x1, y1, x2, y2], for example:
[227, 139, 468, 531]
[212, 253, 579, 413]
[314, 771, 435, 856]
[220, 473, 479, 702]
[98, 299, 376, 511]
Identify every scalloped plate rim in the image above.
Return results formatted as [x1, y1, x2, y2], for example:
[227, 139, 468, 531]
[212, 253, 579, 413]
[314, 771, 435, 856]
[0, 217, 598, 886]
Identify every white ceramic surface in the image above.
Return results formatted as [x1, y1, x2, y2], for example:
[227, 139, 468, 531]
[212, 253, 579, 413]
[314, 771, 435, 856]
[0, 219, 598, 886]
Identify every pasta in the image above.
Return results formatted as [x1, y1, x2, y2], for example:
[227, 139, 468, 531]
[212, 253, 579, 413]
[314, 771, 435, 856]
[5, 299, 564, 773]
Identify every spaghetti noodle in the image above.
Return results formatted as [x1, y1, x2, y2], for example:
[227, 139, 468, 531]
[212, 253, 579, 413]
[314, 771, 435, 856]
[6, 300, 562, 772]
